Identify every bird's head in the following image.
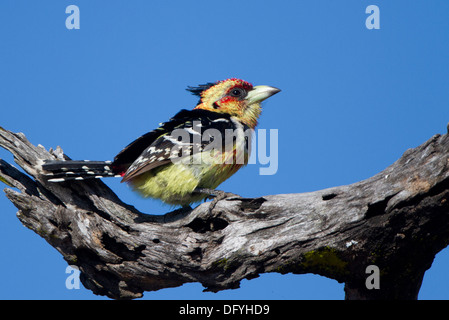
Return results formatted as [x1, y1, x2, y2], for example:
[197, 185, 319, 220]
[187, 78, 280, 128]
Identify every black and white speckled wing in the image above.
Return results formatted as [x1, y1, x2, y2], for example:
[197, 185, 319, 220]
[119, 109, 239, 182]
[112, 109, 194, 174]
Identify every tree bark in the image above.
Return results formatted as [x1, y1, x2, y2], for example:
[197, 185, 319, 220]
[1, 125, 449, 299]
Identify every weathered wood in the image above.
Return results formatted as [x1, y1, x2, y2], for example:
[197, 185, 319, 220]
[1, 126, 449, 299]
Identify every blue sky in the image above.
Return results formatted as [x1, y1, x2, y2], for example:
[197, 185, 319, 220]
[1, 0, 449, 299]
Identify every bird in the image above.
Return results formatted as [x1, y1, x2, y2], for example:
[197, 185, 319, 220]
[42, 78, 280, 207]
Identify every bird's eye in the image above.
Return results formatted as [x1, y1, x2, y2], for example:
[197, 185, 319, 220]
[229, 88, 246, 98]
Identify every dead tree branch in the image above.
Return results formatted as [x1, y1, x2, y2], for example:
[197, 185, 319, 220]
[1, 125, 449, 299]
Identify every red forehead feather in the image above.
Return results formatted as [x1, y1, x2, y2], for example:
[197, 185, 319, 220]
[218, 78, 253, 89]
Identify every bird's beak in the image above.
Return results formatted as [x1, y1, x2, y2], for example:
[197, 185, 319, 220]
[246, 85, 281, 105]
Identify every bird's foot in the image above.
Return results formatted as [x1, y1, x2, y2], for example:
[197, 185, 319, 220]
[194, 188, 241, 213]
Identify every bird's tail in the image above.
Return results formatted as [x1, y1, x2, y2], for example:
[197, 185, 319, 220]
[42, 160, 121, 182]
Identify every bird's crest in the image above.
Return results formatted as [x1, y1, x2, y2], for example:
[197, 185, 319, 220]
[186, 83, 216, 97]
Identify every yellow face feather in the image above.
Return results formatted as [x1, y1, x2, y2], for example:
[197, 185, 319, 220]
[194, 79, 261, 129]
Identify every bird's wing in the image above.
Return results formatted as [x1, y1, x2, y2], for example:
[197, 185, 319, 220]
[112, 109, 191, 173]
[119, 109, 238, 182]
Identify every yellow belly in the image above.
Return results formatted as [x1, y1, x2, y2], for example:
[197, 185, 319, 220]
[128, 158, 244, 206]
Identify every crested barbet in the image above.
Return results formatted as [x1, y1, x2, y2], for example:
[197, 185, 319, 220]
[42, 78, 280, 206]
